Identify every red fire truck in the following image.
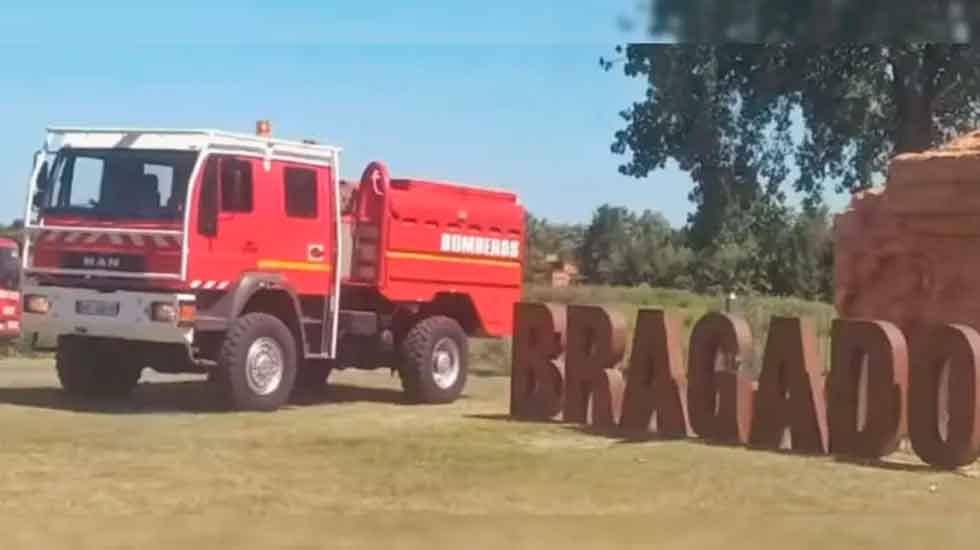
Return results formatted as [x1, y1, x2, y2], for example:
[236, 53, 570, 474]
[20, 123, 524, 411]
[0, 237, 22, 342]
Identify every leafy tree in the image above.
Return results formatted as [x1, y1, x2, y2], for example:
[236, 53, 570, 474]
[579, 205, 633, 284]
[609, 44, 980, 209]
[764, 206, 834, 300]
[628, 210, 694, 289]
[0, 221, 23, 242]
[524, 213, 585, 284]
[578, 204, 694, 288]
[603, 41, 980, 301]
[649, 0, 978, 43]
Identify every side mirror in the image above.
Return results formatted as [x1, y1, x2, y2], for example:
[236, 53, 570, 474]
[35, 161, 48, 190]
[30, 161, 49, 210]
[197, 158, 219, 237]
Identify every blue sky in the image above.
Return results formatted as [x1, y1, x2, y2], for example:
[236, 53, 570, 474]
[0, 1, 847, 227]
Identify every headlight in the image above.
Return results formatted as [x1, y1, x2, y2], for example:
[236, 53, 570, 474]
[150, 302, 177, 323]
[24, 294, 49, 314]
[150, 301, 196, 325]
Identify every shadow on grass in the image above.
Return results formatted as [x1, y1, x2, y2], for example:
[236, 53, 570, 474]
[568, 424, 691, 444]
[0, 380, 410, 415]
[292, 383, 406, 407]
[832, 455, 939, 473]
[469, 415, 949, 474]
[465, 413, 515, 421]
[468, 365, 508, 378]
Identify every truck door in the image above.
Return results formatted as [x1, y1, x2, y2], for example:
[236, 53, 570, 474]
[190, 155, 264, 289]
[268, 162, 335, 295]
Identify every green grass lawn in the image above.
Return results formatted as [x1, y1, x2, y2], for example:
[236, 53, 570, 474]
[0, 357, 977, 550]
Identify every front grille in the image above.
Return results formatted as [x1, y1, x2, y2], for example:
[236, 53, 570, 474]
[60, 251, 147, 273]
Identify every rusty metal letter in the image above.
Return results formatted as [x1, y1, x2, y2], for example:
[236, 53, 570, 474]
[510, 302, 566, 421]
[620, 309, 690, 437]
[563, 305, 627, 428]
[908, 323, 980, 469]
[827, 319, 908, 459]
[749, 317, 828, 454]
[687, 313, 755, 445]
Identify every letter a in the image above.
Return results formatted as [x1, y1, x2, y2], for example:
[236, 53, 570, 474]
[749, 317, 828, 454]
[620, 309, 690, 438]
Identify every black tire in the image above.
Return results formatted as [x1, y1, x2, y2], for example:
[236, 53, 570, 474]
[398, 316, 468, 404]
[55, 337, 142, 399]
[293, 359, 333, 395]
[216, 312, 298, 412]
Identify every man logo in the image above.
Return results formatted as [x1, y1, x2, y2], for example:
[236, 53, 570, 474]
[440, 233, 520, 259]
[82, 256, 121, 269]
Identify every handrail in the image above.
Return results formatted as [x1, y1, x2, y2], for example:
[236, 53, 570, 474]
[46, 127, 343, 154]
[24, 224, 183, 236]
[26, 267, 182, 280]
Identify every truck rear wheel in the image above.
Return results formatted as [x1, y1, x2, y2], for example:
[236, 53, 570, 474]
[56, 337, 142, 399]
[398, 316, 468, 404]
[217, 313, 298, 412]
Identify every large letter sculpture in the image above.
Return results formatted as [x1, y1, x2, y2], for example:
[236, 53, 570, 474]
[687, 313, 755, 445]
[908, 324, 980, 469]
[510, 303, 567, 421]
[749, 317, 828, 453]
[563, 305, 627, 428]
[620, 310, 690, 437]
[827, 320, 908, 459]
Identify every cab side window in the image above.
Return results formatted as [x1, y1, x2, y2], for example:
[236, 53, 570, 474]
[221, 158, 253, 213]
[284, 167, 318, 219]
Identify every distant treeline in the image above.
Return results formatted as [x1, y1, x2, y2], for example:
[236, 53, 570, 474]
[525, 203, 834, 303]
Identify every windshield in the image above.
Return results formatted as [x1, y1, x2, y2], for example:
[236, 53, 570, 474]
[0, 247, 19, 291]
[42, 149, 198, 221]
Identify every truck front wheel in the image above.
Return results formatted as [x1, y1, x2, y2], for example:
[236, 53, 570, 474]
[217, 313, 298, 412]
[55, 337, 142, 399]
[398, 316, 468, 404]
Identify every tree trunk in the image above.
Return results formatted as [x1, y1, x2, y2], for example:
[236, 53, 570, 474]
[890, 46, 941, 154]
[894, 94, 935, 153]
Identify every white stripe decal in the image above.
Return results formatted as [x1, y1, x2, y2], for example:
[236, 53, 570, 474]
[108, 233, 123, 245]
[63, 232, 82, 244]
[202, 281, 216, 290]
[217, 281, 230, 290]
[190, 280, 202, 289]
[153, 235, 169, 248]
[129, 234, 145, 246]
[83, 233, 101, 244]
[43, 231, 59, 243]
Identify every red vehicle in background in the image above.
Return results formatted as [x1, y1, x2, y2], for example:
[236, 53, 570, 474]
[19, 122, 524, 411]
[0, 237, 21, 342]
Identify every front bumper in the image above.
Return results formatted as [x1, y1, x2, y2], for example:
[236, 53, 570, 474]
[22, 286, 194, 350]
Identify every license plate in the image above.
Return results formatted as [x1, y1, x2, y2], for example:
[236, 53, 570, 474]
[76, 299, 120, 317]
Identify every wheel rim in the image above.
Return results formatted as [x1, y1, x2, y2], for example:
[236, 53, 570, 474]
[245, 337, 285, 396]
[431, 337, 461, 390]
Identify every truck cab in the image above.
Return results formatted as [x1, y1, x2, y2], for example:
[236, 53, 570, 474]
[0, 237, 22, 342]
[20, 124, 524, 411]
